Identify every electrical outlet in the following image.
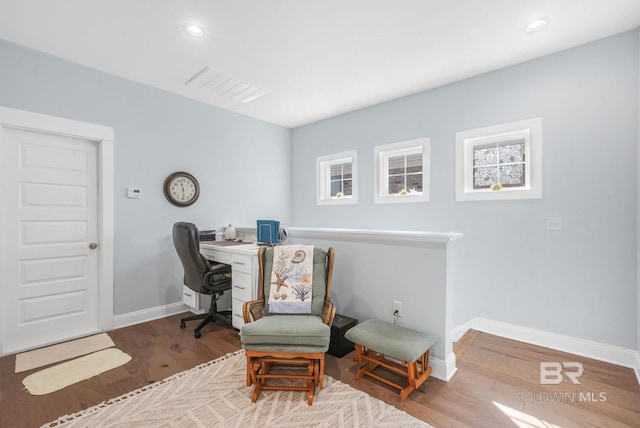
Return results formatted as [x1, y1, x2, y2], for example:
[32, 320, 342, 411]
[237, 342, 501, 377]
[393, 300, 402, 317]
[545, 216, 562, 230]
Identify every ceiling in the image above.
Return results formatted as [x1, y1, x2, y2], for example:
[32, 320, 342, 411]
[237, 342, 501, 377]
[0, 1, 638, 128]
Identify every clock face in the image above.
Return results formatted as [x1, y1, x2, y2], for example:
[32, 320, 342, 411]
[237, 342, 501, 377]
[163, 172, 199, 206]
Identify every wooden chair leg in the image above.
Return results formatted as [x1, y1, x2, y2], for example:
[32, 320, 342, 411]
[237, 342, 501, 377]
[318, 357, 325, 388]
[252, 383, 263, 403]
[246, 355, 252, 387]
[247, 355, 261, 386]
[307, 360, 314, 405]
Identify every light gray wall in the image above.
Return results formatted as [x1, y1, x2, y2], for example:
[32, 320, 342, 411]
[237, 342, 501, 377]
[637, 28, 640, 356]
[291, 30, 639, 349]
[0, 39, 292, 315]
[289, 230, 454, 375]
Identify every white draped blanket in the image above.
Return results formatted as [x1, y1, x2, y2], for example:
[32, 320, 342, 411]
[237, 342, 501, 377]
[268, 245, 314, 314]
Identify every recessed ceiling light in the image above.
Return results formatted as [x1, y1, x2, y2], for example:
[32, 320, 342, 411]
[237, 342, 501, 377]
[526, 18, 549, 33]
[185, 25, 205, 37]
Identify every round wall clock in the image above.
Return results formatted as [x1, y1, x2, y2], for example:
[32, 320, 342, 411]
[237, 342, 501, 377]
[163, 171, 200, 207]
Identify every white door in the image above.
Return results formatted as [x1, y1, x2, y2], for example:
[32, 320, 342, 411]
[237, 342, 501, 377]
[0, 126, 100, 354]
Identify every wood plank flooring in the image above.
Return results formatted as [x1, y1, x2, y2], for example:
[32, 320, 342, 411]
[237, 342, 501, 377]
[1, 314, 639, 427]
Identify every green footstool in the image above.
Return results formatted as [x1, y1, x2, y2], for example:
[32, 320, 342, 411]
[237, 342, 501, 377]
[344, 319, 437, 401]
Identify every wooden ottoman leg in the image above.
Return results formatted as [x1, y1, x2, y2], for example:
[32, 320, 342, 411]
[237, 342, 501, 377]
[354, 344, 367, 380]
[413, 350, 432, 389]
[366, 349, 378, 371]
[399, 360, 418, 401]
[353, 343, 364, 362]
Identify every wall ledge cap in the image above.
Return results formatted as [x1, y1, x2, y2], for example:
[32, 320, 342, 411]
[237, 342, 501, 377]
[287, 227, 463, 244]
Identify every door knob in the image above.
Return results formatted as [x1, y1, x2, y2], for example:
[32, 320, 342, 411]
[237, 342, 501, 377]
[89, 242, 98, 249]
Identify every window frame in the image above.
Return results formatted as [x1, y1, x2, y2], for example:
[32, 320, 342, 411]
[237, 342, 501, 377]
[374, 137, 430, 204]
[316, 150, 358, 206]
[455, 117, 542, 201]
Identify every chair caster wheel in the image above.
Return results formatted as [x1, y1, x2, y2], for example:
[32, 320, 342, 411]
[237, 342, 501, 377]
[180, 321, 186, 329]
[195, 331, 201, 338]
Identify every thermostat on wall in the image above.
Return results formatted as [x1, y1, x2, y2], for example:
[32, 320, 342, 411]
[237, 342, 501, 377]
[127, 187, 141, 199]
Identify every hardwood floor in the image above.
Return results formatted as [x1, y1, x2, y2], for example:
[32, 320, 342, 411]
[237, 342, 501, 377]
[1, 314, 639, 427]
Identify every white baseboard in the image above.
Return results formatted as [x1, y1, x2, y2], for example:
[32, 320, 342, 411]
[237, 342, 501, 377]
[453, 317, 640, 385]
[451, 319, 476, 342]
[430, 352, 457, 382]
[112, 302, 191, 329]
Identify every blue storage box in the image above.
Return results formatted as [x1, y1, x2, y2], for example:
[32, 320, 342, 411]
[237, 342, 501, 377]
[257, 220, 280, 244]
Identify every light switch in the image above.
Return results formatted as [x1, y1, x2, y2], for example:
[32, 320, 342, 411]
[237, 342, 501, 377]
[545, 216, 562, 230]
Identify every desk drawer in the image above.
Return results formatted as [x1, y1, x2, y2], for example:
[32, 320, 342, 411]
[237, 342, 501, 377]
[231, 254, 252, 274]
[182, 285, 197, 309]
[201, 248, 232, 265]
[232, 271, 253, 301]
[232, 298, 245, 329]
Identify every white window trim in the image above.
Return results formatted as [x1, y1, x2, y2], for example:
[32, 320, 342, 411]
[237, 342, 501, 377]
[316, 150, 358, 206]
[374, 137, 430, 204]
[455, 118, 542, 201]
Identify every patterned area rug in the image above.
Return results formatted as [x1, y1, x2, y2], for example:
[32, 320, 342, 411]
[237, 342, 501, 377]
[43, 350, 431, 427]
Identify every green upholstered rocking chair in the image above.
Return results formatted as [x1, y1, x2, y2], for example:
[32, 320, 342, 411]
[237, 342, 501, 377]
[240, 246, 335, 405]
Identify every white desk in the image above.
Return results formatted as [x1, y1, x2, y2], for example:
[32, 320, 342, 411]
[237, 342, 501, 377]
[198, 242, 259, 329]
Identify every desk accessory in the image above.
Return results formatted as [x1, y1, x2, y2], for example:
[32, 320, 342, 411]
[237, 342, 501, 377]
[199, 230, 216, 241]
[257, 219, 279, 244]
[224, 224, 236, 240]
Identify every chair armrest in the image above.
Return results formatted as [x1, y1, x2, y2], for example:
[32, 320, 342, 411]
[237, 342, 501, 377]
[209, 262, 232, 274]
[202, 271, 231, 293]
[243, 300, 265, 323]
[322, 301, 336, 326]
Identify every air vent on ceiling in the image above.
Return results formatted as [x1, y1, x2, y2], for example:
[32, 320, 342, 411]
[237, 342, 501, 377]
[184, 66, 270, 104]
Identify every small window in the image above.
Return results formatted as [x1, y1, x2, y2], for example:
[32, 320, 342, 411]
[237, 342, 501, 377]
[317, 151, 357, 205]
[374, 138, 430, 204]
[473, 139, 526, 190]
[456, 118, 542, 201]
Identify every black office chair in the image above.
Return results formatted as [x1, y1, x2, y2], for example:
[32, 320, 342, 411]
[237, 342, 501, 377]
[173, 222, 232, 338]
